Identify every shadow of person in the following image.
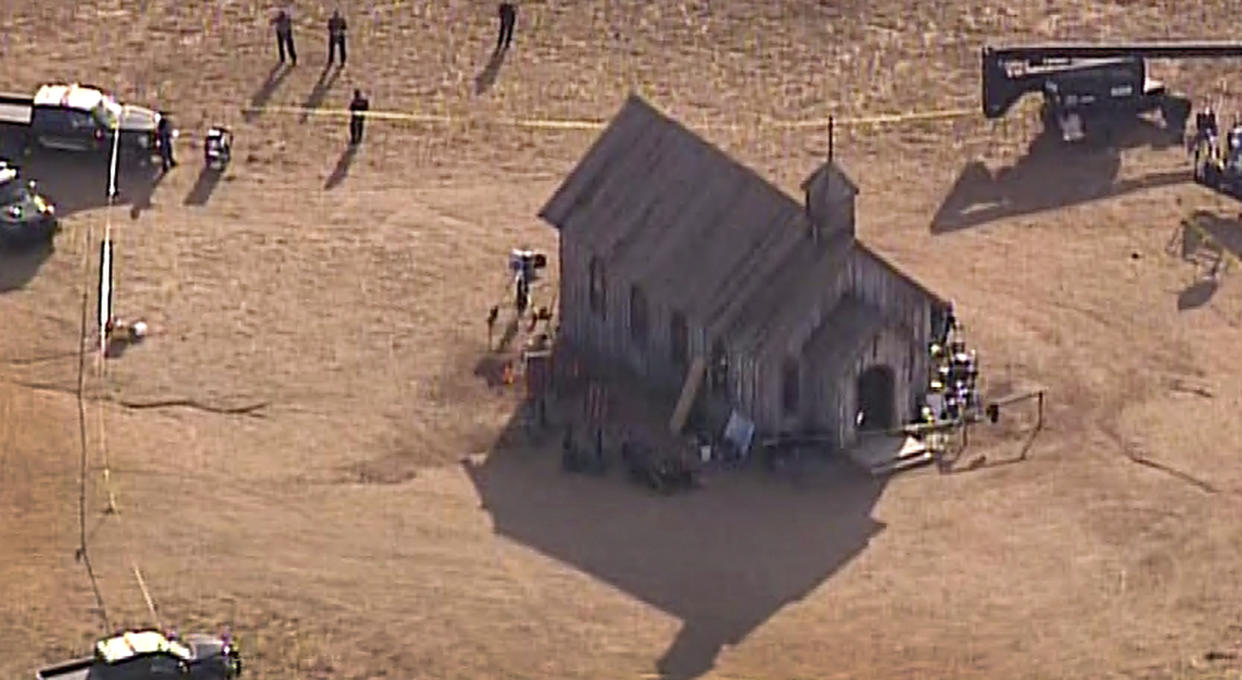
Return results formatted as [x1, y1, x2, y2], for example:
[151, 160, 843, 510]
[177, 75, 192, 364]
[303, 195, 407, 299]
[324, 144, 359, 190]
[301, 63, 342, 122]
[244, 63, 291, 122]
[475, 47, 508, 95]
[127, 163, 168, 219]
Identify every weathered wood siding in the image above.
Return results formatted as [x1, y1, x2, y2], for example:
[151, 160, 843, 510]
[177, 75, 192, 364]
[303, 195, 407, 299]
[844, 252, 934, 415]
[817, 324, 914, 449]
[561, 234, 697, 396]
[807, 365, 840, 441]
[561, 236, 937, 442]
[558, 235, 593, 352]
[768, 270, 850, 362]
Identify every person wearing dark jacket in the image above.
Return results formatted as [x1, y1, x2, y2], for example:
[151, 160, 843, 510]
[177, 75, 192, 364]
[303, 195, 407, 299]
[157, 115, 176, 171]
[327, 10, 347, 65]
[497, 3, 516, 50]
[272, 9, 297, 65]
[349, 89, 370, 145]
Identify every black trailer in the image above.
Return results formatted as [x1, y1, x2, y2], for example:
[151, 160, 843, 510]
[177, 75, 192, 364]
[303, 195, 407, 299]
[980, 41, 1242, 144]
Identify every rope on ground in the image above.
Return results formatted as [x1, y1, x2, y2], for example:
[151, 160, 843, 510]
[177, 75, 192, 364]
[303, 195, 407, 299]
[238, 103, 976, 131]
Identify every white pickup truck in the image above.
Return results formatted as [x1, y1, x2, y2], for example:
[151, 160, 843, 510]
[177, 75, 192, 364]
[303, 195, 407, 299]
[0, 83, 163, 158]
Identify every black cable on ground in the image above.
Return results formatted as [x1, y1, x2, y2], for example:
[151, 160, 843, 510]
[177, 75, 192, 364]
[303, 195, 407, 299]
[75, 239, 111, 633]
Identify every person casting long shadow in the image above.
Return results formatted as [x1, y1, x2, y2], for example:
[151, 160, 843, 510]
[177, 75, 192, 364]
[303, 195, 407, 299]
[475, 47, 507, 95]
[324, 144, 357, 190]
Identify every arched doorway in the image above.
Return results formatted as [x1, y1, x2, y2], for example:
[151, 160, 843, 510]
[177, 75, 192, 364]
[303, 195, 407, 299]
[855, 365, 895, 431]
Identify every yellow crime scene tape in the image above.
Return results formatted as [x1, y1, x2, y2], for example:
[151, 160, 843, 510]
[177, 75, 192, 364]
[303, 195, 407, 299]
[762, 107, 976, 129]
[239, 103, 976, 131]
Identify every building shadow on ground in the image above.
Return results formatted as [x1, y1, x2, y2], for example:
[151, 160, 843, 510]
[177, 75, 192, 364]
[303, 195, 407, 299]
[463, 394, 887, 680]
[932, 122, 1189, 233]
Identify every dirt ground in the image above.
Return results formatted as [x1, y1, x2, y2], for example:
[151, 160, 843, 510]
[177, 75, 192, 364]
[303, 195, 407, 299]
[5, 1, 1242, 678]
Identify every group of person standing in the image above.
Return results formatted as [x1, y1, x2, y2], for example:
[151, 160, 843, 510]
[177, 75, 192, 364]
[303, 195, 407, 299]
[269, 6, 346, 66]
[1191, 105, 1242, 170]
[268, 4, 518, 146]
[141, 4, 519, 177]
[921, 308, 981, 426]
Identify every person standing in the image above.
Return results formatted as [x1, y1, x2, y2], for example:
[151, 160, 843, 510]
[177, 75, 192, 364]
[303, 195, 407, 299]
[272, 9, 297, 65]
[157, 115, 176, 171]
[348, 89, 369, 145]
[497, 2, 516, 51]
[327, 10, 347, 65]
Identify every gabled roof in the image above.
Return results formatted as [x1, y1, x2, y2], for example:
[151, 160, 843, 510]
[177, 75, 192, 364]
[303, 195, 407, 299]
[539, 93, 946, 358]
[801, 161, 859, 198]
[538, 95, 854, 331]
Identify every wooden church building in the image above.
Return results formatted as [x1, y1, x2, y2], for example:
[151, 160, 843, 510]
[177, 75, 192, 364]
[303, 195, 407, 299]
[538, 94, 951, 450]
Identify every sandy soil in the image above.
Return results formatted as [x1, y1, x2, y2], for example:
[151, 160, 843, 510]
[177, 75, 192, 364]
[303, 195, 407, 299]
[4, 1, 1242, 679]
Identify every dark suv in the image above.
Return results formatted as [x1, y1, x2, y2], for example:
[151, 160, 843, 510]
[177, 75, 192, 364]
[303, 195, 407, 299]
[0, 161, 57, 248]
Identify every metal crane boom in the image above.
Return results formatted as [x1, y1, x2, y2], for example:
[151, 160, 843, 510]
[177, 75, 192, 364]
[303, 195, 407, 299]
[984, 41, 1242, 63]
[981, 41, 1242, 123]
